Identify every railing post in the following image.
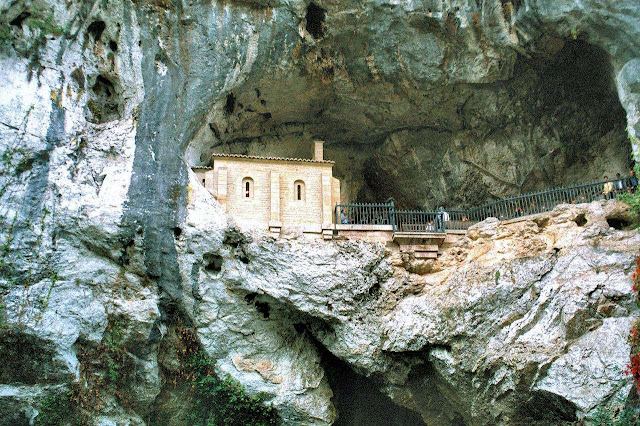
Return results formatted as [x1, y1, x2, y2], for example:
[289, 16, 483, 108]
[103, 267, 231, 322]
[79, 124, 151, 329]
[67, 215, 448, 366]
[389, 200, 396, 233]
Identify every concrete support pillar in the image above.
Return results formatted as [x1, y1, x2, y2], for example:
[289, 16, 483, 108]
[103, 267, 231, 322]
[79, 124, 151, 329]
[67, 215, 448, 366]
[331, 177, 340, 222]
[204, 170, 215, 195]
[217, 167, 228, 210]
[321, 172, 332, 227]
[269, 171, 282, 236]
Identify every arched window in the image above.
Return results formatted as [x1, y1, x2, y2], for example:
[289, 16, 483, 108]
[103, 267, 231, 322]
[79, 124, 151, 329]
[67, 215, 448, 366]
[294, 180, 305, 201]
[242, 177, 254, 199]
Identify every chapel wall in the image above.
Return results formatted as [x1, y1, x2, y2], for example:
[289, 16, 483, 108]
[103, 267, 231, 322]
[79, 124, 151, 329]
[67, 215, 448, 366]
[214, 159, 271, 225]
[212, 158, 335, 227]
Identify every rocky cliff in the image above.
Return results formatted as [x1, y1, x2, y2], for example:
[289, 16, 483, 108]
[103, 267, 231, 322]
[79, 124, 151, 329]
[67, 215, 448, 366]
[1, 0, 640, 424]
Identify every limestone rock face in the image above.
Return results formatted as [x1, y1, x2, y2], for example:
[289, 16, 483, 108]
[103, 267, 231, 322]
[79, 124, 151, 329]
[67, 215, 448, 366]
[0, 0, 639, 424]
[211, 198, 640, 424]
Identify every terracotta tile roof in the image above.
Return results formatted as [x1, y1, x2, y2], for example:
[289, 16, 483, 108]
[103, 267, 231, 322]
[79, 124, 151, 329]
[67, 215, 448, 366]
[209, 153, 335, 164]
[191, 165, 213, 170]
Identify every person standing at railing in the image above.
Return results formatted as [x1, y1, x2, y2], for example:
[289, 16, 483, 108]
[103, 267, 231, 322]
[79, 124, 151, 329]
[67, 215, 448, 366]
[615, 173, 625, 194]
[602, 176, 615, 200]
[436, 207, 449, 231]
[629, 169, 638, 193]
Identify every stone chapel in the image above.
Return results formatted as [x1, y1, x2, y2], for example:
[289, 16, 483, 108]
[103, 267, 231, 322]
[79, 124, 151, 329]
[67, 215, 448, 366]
[192, 141, 341, 237]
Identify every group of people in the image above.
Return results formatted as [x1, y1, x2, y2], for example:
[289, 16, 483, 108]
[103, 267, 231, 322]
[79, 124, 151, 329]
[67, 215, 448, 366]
[602, 170, 638, 200]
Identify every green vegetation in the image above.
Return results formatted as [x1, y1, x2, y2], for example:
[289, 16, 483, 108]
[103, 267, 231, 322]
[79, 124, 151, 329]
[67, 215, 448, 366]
[0, 7, 65, 57]
[627, 127, 639, 147]
[100, 315, 132, 392]
[34, 391, 73, 426]
[187, 350, 280, 426]
[0, 24, 11, 50]
[586, 398, 639, 426]
[31, 325, 280, 425]
[617, 163, 640, 225]
[166, 326, 280, 426]
[1, 147, 33, 176]
[25, 12, 65, 38]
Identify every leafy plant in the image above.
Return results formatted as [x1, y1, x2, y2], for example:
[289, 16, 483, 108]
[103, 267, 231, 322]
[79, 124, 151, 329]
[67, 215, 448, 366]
[587, 398, 639, 426]
[34, 391, 72, 426]
[0, 24, 12, 50]
[627, 127, 639, 148]
[624, 255, 640, 395]
[187, 351, 280, 426]
[617, 163, 640, 224]
[169, 326, 281, 426]
[25, 13, 64, 37]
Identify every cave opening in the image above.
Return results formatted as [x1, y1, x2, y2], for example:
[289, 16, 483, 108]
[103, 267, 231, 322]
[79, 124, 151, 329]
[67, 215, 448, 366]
[87, 75, 121, 123]
[573, 213, 587, 227]
[87, 20, 106, 41]
[9, 11, 30, 27]
[317, 342, 426, 426]
[203, 253, 223, 272]
[306, 3, 326, 39]
[187, 38, 631, 214]
[606, 216, 631, 230]
[353, 38, 631, 210]
[224, 93, 236, 116]
[512, 39, 629, 193]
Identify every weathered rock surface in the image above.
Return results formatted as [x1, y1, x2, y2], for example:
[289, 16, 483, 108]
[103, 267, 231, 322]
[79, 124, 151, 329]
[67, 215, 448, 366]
[193, 196, 638, 424]
[0, 0, 639, 424]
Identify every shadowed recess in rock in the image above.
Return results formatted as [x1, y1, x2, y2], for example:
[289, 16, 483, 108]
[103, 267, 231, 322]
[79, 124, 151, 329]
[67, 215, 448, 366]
[306, 3, 326, 39]
[318, 343, 426, 426]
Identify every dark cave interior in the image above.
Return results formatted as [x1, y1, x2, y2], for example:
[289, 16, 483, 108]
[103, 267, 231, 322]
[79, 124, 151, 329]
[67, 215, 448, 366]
[318, 344, 426, 426]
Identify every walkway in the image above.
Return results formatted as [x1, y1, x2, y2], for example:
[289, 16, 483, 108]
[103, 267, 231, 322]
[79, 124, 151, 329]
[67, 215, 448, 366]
[335, 177, 637, 233]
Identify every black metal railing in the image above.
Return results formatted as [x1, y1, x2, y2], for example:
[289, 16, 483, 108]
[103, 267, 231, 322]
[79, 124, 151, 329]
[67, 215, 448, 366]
[467, 178, 633, 224]
[442, 209, 471, 231]
[393, 210, 445, 233]
[334, 177, 637, 234]
[334, 202, 394, 226]
[335, 202, 446, 233]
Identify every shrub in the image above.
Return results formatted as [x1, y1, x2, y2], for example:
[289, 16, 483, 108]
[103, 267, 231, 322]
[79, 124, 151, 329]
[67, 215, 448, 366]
[624, 255, 640, 397]
[169, 327, 280, 426]
[617, 164, 640, 226]
[187, 350, 280, 426]
[34, 392, 72, 426]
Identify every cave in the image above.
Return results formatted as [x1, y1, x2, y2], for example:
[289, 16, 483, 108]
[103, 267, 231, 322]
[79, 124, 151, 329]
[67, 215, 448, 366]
[189, 37, 631, 211]
[0, 332, 67, 384]
[87, 20, 106, 41]
[86, 75, 120, 123]
[306, 3, 326, 39]
[348, 39, 631, 209]
[573, 213, 587, 227]
[224, 93, 236, 116]
[9, 12, 30, 27]
[518, 390, 578, 423]
[203, 253, 223, 272]
[318, 344, 426, 425]
[606, 216, 631, 230]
